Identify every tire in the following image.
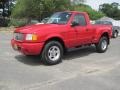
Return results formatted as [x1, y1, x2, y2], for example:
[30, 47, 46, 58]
[96, 37, 108, 53]
[113, 31, 118, 38]
[41, 41, 63, 65]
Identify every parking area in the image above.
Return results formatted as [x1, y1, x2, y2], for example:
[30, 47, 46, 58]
[0, 32, 120, 90]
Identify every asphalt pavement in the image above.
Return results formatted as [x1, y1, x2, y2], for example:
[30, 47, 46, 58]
[0, 32, 120, 90]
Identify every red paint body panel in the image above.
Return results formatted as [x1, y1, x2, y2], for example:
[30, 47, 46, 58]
[11, 11, 112, 55]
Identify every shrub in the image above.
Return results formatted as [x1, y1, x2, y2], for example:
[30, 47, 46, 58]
[9, 18, 27, 27]
[0, 18, 10, 27]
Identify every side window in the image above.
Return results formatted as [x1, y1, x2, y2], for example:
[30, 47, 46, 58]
[73, 14, 87, 26]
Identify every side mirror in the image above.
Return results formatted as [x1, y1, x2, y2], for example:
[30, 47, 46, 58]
[71, 21, 79, 27]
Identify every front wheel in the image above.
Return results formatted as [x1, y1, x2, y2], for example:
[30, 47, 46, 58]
[41, 41, 63, 65]
[96, 37, 108, 53]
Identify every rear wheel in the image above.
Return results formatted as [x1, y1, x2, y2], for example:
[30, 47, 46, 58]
[41, 41, 63, 65]
[96, 37, 108, 53]
[113, 31, 118, 38]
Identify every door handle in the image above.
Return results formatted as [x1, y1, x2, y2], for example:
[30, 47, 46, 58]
[86, 29, 89, 31]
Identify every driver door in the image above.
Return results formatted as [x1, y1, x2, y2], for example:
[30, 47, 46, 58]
[72, 13, 93, 46]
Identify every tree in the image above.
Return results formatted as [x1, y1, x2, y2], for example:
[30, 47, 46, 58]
[11, 0, 71, 19]
[0, 0, 15, 17]
[41, 0, 71, 19]
[72, 4, 105, 20]
[71, 0, 85, 5]
[99, 2, 120, 20]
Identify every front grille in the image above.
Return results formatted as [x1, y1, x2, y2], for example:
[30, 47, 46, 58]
[14, 33, 24, 41]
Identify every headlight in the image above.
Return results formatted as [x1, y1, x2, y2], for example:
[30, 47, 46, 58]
[26, 34, 38, 41]
[14, 33, 24, 41]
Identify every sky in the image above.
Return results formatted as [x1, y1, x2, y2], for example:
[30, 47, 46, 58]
[85, 0, 120, 10]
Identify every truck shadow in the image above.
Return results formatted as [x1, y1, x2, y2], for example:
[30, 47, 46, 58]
[15, 55, 43, 66]
[63, 46, 96, 60]
[15, 46, 97, 66]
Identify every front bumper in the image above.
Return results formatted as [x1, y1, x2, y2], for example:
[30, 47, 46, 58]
[11, 39, 44, 55]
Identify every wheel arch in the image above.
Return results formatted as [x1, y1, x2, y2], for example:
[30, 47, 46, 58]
[44, 36, 66, 53]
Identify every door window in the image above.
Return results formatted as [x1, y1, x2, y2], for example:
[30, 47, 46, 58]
[73, 14, 87, 26]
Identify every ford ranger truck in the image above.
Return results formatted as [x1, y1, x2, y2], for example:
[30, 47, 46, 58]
[11, 11, 112, 65]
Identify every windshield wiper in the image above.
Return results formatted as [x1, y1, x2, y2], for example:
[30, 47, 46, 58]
[50, 22, 65, 25]
[50, 22, 59, 24]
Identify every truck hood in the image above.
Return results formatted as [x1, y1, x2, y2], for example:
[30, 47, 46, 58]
[15, 23, 65, 33]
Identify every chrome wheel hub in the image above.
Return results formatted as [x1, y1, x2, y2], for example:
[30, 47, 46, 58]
[114, 32, 117, 37]
[48, 46, 60, 61]
[101, 40, 107, 50]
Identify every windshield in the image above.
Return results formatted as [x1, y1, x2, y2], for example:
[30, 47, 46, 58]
[46, 12, 72, 24]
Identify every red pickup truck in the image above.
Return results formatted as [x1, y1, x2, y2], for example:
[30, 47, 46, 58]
[11, 11, 112, 65]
